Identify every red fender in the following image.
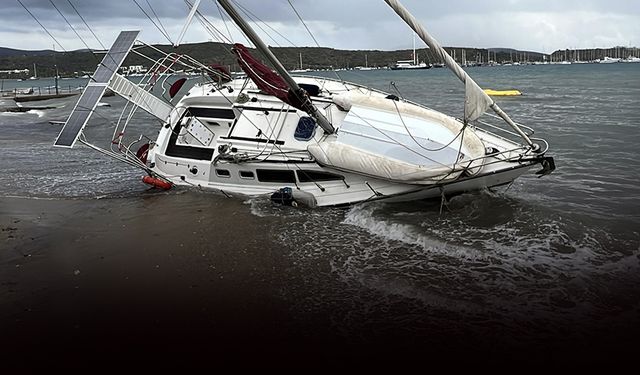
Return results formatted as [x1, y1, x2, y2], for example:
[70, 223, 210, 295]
[142, 175, 172, 190]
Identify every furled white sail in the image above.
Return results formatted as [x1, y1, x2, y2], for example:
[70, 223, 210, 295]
[465, 77, 493, 122]
[384, 0, 536, 151]
[383, 0, 492, 123]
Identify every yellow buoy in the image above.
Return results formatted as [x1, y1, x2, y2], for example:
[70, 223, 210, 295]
[483, 89, 522, 96]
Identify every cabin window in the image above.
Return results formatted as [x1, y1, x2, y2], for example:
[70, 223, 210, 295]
[294, 117, 316, 141]
[165, 121, 214, 160]
[215, 169, 231, 178]
[297, 170, 344, 182]
[256, 169, 296, 183]
[187, 107, 236, 119]
[239, 171, 255, 179]
[299, 83, 321, 97]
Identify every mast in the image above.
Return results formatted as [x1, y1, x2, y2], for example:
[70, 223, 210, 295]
[176, 0, 201, 47]
[216, 0, 334, 134]
[384, 0, 536, 150]
[412, 32, 416, 65]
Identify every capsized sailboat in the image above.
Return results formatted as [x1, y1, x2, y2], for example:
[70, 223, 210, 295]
[53, 0, 554, 207]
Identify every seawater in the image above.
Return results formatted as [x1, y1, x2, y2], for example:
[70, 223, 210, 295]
[1, 64, 639, 354]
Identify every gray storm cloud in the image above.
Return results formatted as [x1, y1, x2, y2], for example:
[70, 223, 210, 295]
[3, 0, 639, 51]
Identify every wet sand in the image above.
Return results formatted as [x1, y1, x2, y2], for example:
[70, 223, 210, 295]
[1, 194, 638, 370]
[1, 194, 328, 369]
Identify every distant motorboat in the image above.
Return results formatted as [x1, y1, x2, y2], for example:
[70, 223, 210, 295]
[391, 60, 431, 70]
[623, 56, 640, 63]
[391, 32, 431, 70]
[599, 56, 621, 64]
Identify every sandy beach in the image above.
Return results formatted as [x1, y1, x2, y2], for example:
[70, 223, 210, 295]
[1, 194, 330, 368]
[2, 193, 639, 370]
[3, 193, 477, 369]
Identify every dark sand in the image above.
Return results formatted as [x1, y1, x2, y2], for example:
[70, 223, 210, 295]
[1, 195, 328, 369]
[2, 194, 637, 370]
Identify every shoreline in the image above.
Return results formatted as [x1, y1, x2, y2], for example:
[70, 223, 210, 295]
[1, 195, 319, 366]
[2, 195, 639, 369]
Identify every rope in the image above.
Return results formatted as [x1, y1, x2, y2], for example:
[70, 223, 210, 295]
[66, 0, 106, 50]
[285, 0, 345, 83]
[132, 0, 174, 44]
[145, 0, 172, 43]
[48, 0, 99, 62]
[286, 0, 320, 47]
[17, 0, 67, 52]
[232, 2, 282, 47]
[215, 1, 233, 42]
[233, 0, 297, 46]
[391, 99, 466, 152]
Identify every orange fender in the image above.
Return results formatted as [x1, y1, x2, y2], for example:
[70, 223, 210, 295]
[142, 175, 172, 190]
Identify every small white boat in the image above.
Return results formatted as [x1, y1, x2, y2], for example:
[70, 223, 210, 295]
[599, 56, 621, 64]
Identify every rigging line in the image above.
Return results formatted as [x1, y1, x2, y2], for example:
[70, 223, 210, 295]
[186, 1, 234, 45]
[214, 0, 233, 42]
[66, 0, 106, 50]
[392, 99, 466, 152]
[230, 0, 282, 47]
[210, 83, 311, 166]
[347, 109, 452, 169]
[17, 0, 67, 52]
[131, 0, 173, 45]
[48, 0, 99, 61]
[286, 0, 319, 47]
[230, 0, 297, 46]
[145, 0, 172, 43]
[193, 11, 231, 44]
[285, 0, 345, 83]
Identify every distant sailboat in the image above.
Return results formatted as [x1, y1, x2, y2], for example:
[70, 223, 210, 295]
[290, 52, 311, 73]
[28, 63, 39, 80]
[356, 54, 375, 70]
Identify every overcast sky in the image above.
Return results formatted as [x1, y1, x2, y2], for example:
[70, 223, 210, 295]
[3, 0, 639, 53]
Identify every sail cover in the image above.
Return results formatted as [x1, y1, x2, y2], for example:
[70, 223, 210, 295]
[232, 43, 305, 110]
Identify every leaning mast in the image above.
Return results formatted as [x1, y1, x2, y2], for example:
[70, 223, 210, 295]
[384, 0, 537, 150]
[216, 0, 335, 134]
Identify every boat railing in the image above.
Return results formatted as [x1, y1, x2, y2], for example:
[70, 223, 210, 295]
[473, 118, 531, 142]
[483, 112, 535, 136]
[236, 74, 548, 157]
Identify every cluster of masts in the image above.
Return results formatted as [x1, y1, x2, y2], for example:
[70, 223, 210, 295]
[281, 46, 640, 73]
